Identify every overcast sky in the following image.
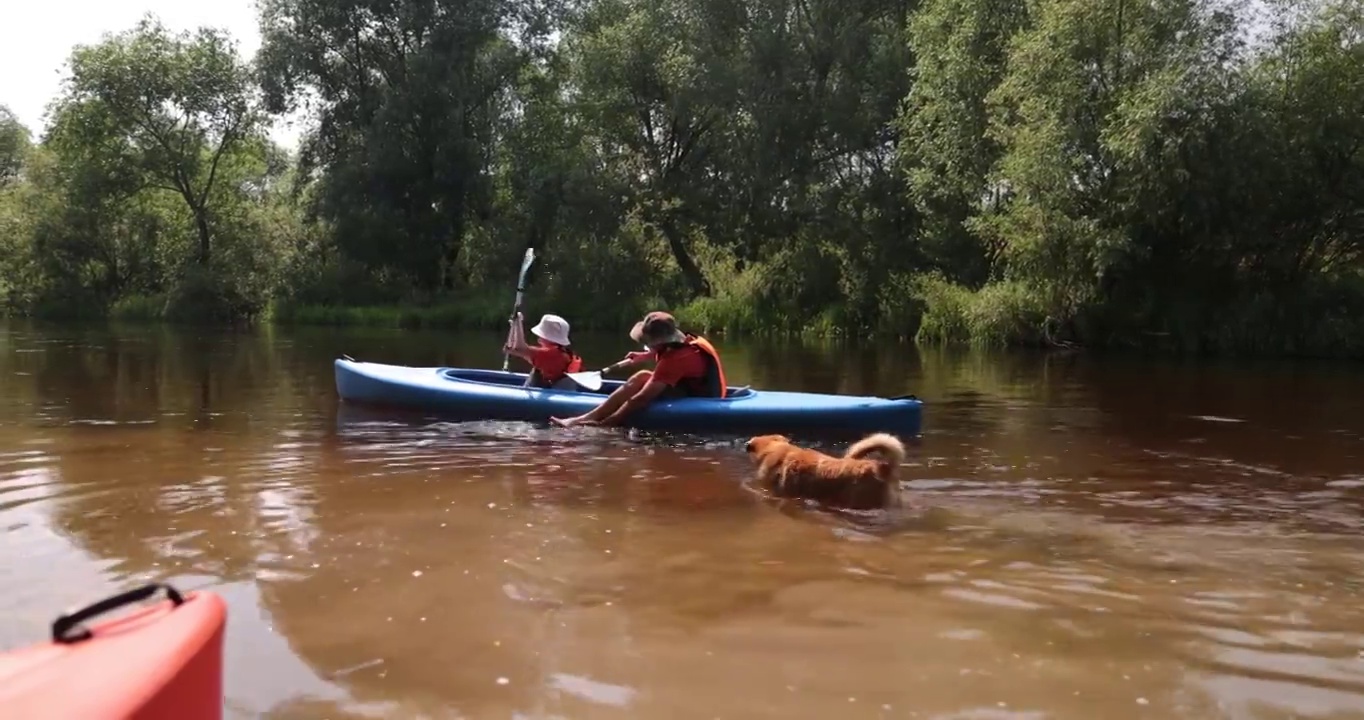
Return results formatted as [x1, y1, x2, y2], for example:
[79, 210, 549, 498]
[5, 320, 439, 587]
[0, 0, 302, 147]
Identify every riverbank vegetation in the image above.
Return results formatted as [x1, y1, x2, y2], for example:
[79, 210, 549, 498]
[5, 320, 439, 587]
[0, 0, 1361, 356]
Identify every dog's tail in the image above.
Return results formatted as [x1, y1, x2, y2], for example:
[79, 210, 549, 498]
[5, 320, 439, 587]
[844, 432, 906, 468]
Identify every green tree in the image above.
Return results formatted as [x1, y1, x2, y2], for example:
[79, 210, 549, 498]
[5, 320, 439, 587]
[2, 0, 1361, 355]
[257, 0, 536, 296]
[54, 17, 263, 268]
[977, 0, 1241, 337]
[0, 109, 38, 308]
[566, 0, 746, 296]
[897, 0, 1028, 284]
[0, 105, 31, 183]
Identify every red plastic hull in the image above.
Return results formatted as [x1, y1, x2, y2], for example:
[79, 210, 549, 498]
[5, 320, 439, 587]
[0, 591, 226, 720]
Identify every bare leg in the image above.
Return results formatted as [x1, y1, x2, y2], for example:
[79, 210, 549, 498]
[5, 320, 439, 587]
[551, 371, 652, 427]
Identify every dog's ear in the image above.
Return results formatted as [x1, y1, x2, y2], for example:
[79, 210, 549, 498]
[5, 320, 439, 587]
[746, 435, 775, 453]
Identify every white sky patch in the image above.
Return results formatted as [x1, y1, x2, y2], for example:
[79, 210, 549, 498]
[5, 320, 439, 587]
[0, 0, 302, 148]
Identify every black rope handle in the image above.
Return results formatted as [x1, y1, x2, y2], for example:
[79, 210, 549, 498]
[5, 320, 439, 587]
[52, 583, 185, 644]
[885, 394, 919, 401]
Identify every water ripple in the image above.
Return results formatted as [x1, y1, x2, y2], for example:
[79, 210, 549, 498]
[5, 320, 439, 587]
[4, 327, 1364, 719]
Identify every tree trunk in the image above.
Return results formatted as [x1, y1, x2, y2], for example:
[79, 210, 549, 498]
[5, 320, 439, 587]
[193, 209, 212, 266]
[660, 218, 711, 297]
[440, 213, 464, 292]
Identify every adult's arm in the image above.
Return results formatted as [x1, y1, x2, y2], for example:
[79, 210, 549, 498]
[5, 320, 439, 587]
[617, 349, 656, 367]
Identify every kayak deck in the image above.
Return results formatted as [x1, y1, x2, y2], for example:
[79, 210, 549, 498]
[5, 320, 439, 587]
[335, 359, 923, 435]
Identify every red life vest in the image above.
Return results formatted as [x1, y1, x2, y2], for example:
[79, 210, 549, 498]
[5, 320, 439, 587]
[533, 346, 582, 386]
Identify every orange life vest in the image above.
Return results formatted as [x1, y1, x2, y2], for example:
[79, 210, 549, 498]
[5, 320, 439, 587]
[681, 333, 727, 399]
[562, 349, 585, 379]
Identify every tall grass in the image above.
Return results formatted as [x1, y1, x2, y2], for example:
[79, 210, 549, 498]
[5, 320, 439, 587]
[675, 246, 860, 338]
[911, 274, 1049, 347]
[97, 261, 1364, 360]
[109, 294, 168, 322]
[272, 292, 648, 332]
[270, 295, 509, 330]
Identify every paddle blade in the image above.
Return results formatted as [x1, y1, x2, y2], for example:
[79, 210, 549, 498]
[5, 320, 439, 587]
[518, 248, 536, 282]
[567, 371, 603, 392]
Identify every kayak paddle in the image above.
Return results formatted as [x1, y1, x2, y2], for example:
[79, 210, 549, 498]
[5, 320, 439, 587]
[502, 247, 537, 372]
[566, 359, 632, 392]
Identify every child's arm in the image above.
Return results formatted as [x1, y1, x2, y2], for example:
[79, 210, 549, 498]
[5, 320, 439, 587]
[503, 313, 534, 360]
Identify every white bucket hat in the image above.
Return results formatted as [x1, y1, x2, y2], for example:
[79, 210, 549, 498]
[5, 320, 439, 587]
[530, 314, 572, 346]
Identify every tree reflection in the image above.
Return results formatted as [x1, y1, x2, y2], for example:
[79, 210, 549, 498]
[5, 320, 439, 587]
[29, 324, 327, 586]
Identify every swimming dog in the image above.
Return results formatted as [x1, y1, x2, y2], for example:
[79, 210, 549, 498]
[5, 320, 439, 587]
[744, 432, 905, 510]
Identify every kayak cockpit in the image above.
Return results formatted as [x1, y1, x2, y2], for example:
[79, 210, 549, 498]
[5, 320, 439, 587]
[439, 368, 756, 399]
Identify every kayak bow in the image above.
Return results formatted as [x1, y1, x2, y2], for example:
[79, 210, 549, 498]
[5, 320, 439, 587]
[0, 583, 226, 720]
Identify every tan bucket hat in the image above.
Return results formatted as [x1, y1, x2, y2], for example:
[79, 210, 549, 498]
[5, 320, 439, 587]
[629, 311, 686, 346]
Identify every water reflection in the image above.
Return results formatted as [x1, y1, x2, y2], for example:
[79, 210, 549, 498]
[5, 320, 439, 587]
[1, 321, 1363, 718]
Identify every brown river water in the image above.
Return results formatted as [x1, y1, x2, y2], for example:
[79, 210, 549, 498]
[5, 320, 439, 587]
[2, 322, 1364, 719]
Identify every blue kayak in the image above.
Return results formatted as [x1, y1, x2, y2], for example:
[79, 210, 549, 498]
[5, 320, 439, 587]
[334, 359, 923, 435]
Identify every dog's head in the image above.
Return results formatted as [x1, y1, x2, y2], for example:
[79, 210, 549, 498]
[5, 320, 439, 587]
[745, 434, 791, 456]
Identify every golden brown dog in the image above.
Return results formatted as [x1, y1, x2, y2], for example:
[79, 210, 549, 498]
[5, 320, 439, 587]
[744, 432, 906, 510]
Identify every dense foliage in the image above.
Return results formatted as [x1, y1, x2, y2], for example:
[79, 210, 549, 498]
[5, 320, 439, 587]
[1, 0, 1361, 355]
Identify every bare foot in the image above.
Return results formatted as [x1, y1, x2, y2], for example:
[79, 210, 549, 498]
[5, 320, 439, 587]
[549, 416, 580, 428]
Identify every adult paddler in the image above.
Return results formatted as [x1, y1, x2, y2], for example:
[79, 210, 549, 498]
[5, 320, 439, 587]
[549, 311, 727, 428]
